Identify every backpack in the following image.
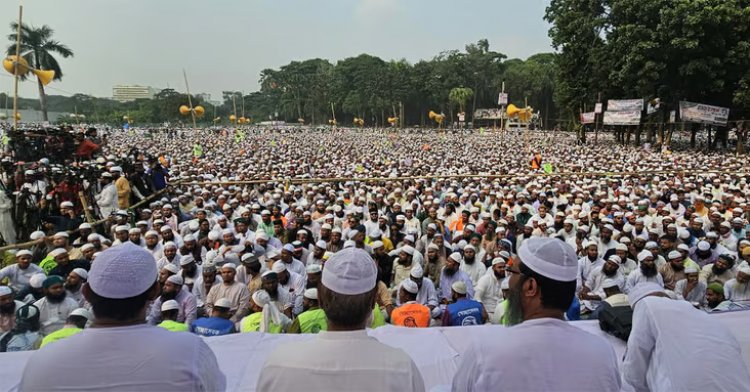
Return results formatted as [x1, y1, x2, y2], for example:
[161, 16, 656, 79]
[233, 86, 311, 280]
[598, 302, 633, 341]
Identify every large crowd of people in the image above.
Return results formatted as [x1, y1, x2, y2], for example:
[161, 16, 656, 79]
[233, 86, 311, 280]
[1, 124, 750, 390]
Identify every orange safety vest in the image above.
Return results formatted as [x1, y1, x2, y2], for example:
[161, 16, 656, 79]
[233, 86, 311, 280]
[391, 303, 430, 328]
[531, 154, 542, 170]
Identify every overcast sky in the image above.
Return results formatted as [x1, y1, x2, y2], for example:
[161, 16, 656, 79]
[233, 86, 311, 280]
[1, 0, 553, 100]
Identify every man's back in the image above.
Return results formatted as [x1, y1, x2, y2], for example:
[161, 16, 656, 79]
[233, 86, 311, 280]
[256, 329, 424, 391]
[19, 324, 225, 391]
[624, 297, 750, 391]
[452, 319, 621, 391]
[191, 316, 234, 337]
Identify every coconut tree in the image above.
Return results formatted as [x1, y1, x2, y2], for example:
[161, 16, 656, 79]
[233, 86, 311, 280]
[6, 22, 73, 121]
[449, 86, 473, 115]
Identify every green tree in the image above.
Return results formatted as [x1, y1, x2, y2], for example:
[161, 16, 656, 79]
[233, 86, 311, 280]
[449, 87, 473, 114]
[6, 22, 73, 121]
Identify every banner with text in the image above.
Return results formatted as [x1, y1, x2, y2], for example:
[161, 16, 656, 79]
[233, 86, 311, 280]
[473, 108, 503, 120]
[580, 112, 596, 124]
[679, 101, 730, 126]
[607, 99, 644, 112]
[603, 110, 641, 125]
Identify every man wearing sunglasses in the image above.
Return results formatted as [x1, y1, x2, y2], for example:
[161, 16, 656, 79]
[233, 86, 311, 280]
[452, 237, 621, 391]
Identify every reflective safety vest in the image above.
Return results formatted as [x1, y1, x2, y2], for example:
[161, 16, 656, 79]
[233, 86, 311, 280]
[371, 305, 386, 329]
[157, 320, 188, 332]
[391, 303, 430, 328]
[240, 312, 282, 333]
[297, 308, 327, 334]
[40, 327, 82, 348]
[39, 256, 57, 274]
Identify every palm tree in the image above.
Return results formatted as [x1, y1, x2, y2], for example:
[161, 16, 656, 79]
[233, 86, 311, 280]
[6, 22, 73, 121]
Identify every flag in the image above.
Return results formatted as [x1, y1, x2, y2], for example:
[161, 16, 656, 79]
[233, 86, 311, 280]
[542, 163, 553, 174]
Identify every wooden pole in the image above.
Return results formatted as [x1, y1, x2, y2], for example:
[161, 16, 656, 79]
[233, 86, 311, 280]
[12, 6, 23, 130]
[500, 81, 505, 133]
[182, 69, 197, 130]
[78, 191, 94, 223]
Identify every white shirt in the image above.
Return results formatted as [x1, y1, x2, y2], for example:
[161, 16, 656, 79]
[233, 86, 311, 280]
[257, 329, 425, 392]
[452, 319, 621, 391]
[623, 297, 750, 392]
[459, 259, 486, 288]
[33, 296, 79, 336]
[18, 324, 225, 391]
[625, 268, 664, 293]
[394, 278, 439, 308]
[723, 279, 750, 301]
[474, 274, 504, 315]
[0, 263, 44, 291]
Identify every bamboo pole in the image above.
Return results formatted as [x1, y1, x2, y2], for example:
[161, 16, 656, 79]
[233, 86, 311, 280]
[12, 6, 23, 130]
[182, 69, 197, 130]
[78, 191, 94, 223]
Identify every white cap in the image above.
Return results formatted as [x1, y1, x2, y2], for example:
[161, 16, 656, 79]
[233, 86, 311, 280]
[164, 241, 177, 250]
[602, 279, 619, 289]
[162, 263, 180, 275]
[697, 241, 710, 251]
[15, 249, 32, 258]
[78, 223, 92, 230]
[30, 231, 46, 241]
[607, 255, 621, 265]
[401, 245, 415, 256]
[88, 243, 157, 299]
[50, 248, 68, 258]
[128, 228, 141, 235]
[29, 273, 47, 289]
[628, 282, 665, 307]
[161, 299, 180, 311]
[214, 298, 232, 309]
[637, 250, 652, 262]
[401, 279, 419, 294]
[115, 225, 129, 232]
[449, 252, 462, 262]
[517, 238, 578, 282]
[70, 308, 91, 319]
[451, 281, 468, 295]
[306, 263, 322, 274]
[667, 251, 682, 260]
[166, 274, 184, 286]
[180, 255, 195, 266]
[0, 286, 11, 296]
[738, 266, 750, 275]
[315, 240, 327, 249]
[684, 266, 699, 274]
[321, 248, 377, 295]
[60, 201, 74, 208]
[71, 268, 88, 280]
[500, 279, 510, 290]
[371, 241, 384, 250]
[492, 257, 506, 266]
[303, 288, 318, 300]
[53, 232, 69, 239]
[410, 264, 424, 279]
[272, 260, 287, 274]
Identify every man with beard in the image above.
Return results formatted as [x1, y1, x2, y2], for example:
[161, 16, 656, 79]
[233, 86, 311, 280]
[474, 258, 506, 319]
[205, 264, 250, 323]
[674, 267, 706, 306]
[578, 241, 604, 285]
[259, 271, 293, 318]
[147, 274, 197, 326]
[291, 240, 310, 265]
[460, 245, 486, 288]
[453, 237, 621, 391]
[0, 286, 24, 333]
[580, 255, 625, 312]
[615, 243, 638, 277]
[394, 264, 438, 313]
[305, 263, 322, 289]
[424, 243, 445, 286]
[236, 253, 263, 290]
[597, 225, 618, 257]
[0, 250, 44, 296]
[279, 244, 306, 277]
[81, 244, 96, 263]
[156, 300, 188, 332]
[65, 268, 89, 307]
[391, 245, 417, 290]
[33, 275, 79, 335]
[624, 283, 750, 391]
[689, 240, 719, 267]
[659, 251, 692, 290]
[128, 228, 144, 246]
[192, 263, 221, 316]
[156, 242, 180, 271]
[179, 255, 202, 292]
[439, 253, 475, 303]
[287, 288, 327, 334]
[160, 225, 183, 248]
[0, 304, 42, 352]
[723, 266, 750, 301]
[143, 231, 163, 260]
[272, 261, 306, 316]
[180, 234, 206, 264]
[625, 251, 665, 293]
[700, 254, 737, 285]
[327, 227, 344, 253]
[306, 240, 327, 265]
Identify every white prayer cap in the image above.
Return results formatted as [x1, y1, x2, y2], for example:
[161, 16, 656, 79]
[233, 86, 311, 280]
[667, 251, 682, 260]
[30, 273, 47, 289]
[451, 281, 468, 295]
[371, 241, 384, 250]
[628, 282, 665, 307]
[128, 228, 141, 235]
[427, 243, 439, 251]
[30, 231, 46, 240]
[162, 264, 180, 274]
[0, 286, 11, 296]
[615, 243, 628, 252]
[321, 223, 332, 230]
[645, 241, 658, 250]
[60, 201, 74, 208]
[136, 220, 148, 227]
[684, 266, 699, 274]
[255, 231, 269, 241]
[164, 241, 177, 250]
[180, 255, 195, 266]
[71, 268, 88, 280]
[410, 263, 424, 279]
[221, 263, 237, 271]
[321, 248, 377, 295]
[53, 231, 69, 239]
[602, 279, 619, 289]
[115, 225, 129, 233]
[144, 230, 158, 238]
[79, 223, 92, 230]
[214, 298, 233, 309]
[448, 252, 462, 262]
[464, 244, 476, 252]
[272, 260, 287, 274]
[402, 279, 419, 294]
[304, 288, 318, 300]
[607, 255, 621, 265]
[637, 250, 652, 262]
[306, 263, 322, 274]
[89, 243, 157, 299]
[161, 300, 180, 312]
[315, 240, 327, 249]
[81, 244, 94, 252]
[697, 241, 710, 251]
[70, 308, 92, 319]
[706, 231, 718, 239]
[500, 279, 510, 290]
[15, 249, 32, 258]
[50, 248, 68, 258]
[401, 245, 415, 256]
[492, 257, 506, 266]
[221, 228, 233, 236]
[518, 238, 578, 282]
[183, 234, 196, 242]
[166, 274, 184, 286]
[738, 266, 750, 275]
[677, 243, 690, 252]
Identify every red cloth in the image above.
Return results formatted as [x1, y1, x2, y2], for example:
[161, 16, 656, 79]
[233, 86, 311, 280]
[76, 139, 100, 159]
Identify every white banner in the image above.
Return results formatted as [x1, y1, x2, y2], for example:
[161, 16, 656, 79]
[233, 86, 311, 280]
[497, 93, 508, 105]
[594, 103, 603, 114]
[669, 110, 676, 124]
[607, 99, 644, 112]
[679, 101, 729, 126]
[580, 112, 595, 124]
[603, 109, 641, 125]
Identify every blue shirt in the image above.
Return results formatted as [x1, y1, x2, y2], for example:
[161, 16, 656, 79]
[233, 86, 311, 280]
[444, 298, 484, 326]
[190, 317, 234, 337]
[438, 269, 474, 301]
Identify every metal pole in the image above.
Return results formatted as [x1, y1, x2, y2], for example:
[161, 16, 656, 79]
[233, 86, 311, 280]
[182, 69, 197, 129]
[12, 6, 23, 130]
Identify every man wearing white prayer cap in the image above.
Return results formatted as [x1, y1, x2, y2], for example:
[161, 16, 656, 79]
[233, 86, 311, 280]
[673, 266, 706, 306]
[19, 242, 225, 391]
[257, 247, 425, 391]
[204, 263, 250, 323]
[625, 250, 665, 293]
[623, 281, 750, 391]
[391, 279, 431, 328]
[287, 288, 327, 334]
[723, 266, 750, 301]
[146, 273, 197, 327]
[453, 237, 621, 391]
[473, 257, 506, 318]
[0, 249, 44, 293]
